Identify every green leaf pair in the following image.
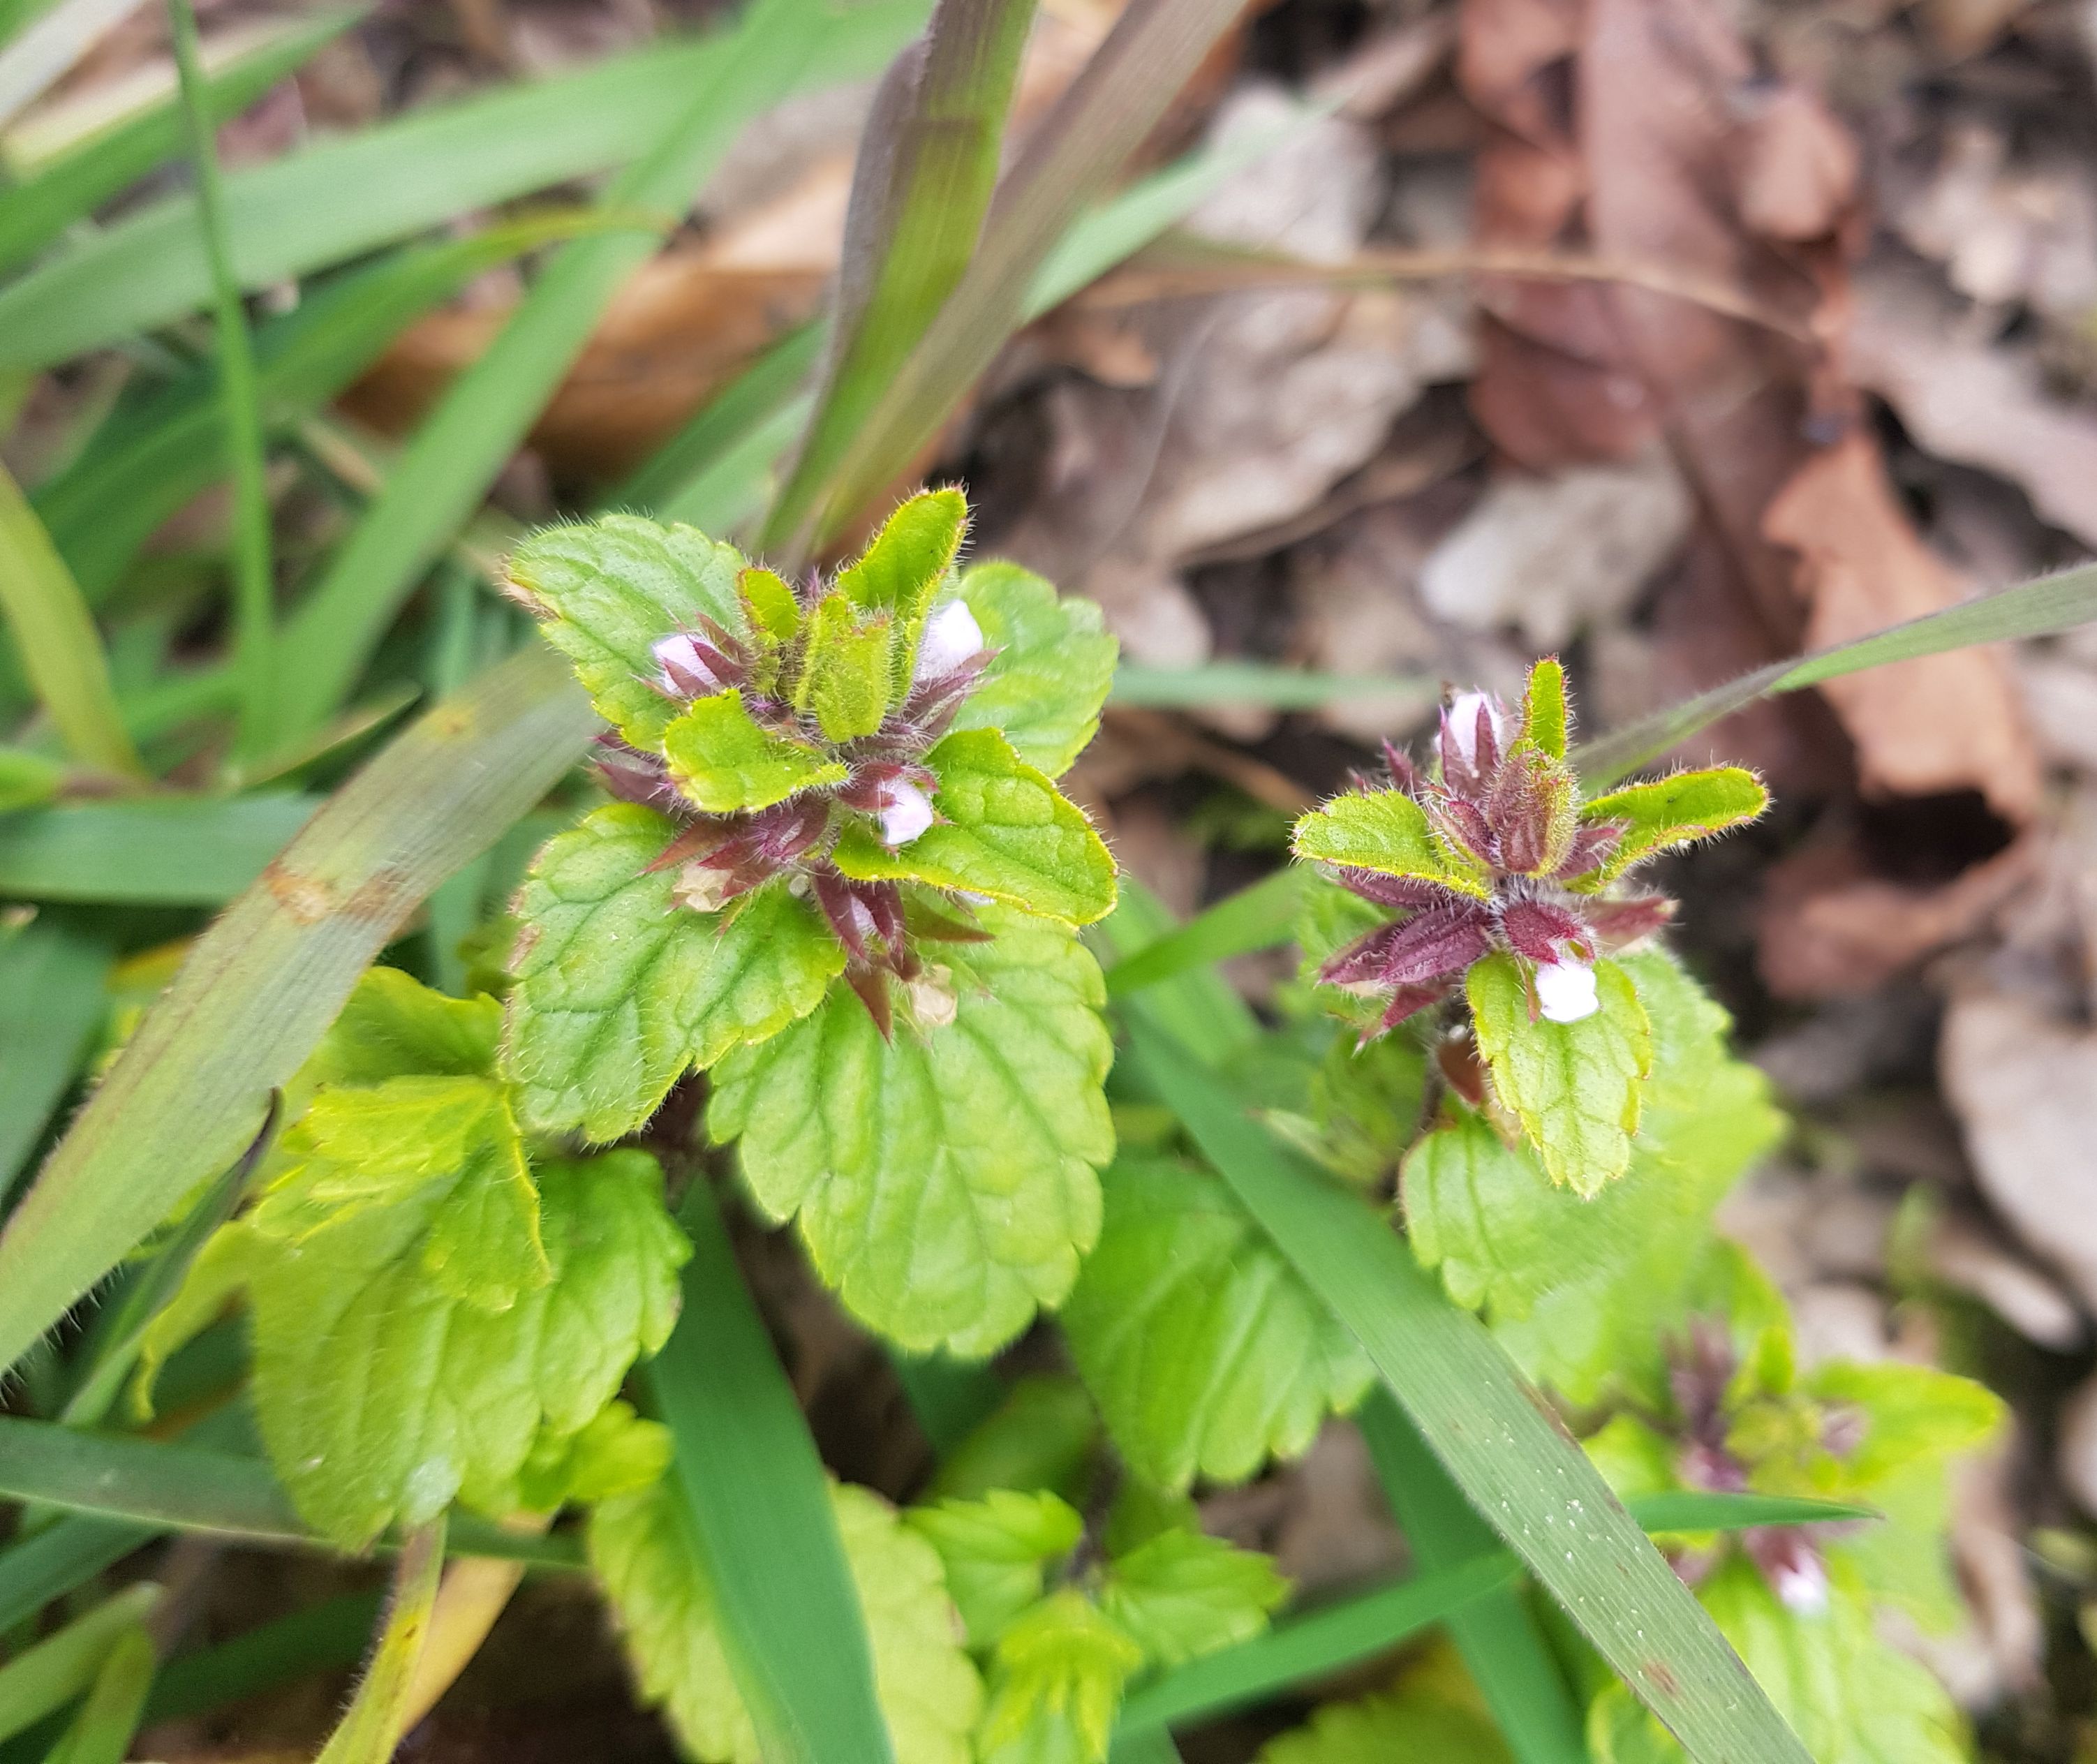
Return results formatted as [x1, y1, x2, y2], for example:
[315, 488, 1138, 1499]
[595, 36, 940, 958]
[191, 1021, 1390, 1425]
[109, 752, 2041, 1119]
[138, 969, 688, 1548]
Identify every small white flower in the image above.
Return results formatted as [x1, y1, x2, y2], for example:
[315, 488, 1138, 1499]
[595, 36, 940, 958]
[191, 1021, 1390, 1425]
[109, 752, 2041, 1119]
[1534, 958, 1599, 1024]
[1444, 689, 1513, 768]
[653, 632, 723, 695]
[1770, 1553, 1829, 1615]
[875, 778, 936, 847]
[912, 600, 984, 683]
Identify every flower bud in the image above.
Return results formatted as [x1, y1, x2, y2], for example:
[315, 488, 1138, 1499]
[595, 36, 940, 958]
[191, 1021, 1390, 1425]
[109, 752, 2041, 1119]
[1533, 958, 1599, 1023]
[874, 777, 936, 847]
[652, 632, 726, 697]
[912, 600, 984, 683]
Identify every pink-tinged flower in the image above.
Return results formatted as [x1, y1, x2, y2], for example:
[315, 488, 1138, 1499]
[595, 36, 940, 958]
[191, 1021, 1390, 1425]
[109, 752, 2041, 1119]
[873, 777, 936, 847]
[914, 600, 986, 684]
[651, 630, 736, 698]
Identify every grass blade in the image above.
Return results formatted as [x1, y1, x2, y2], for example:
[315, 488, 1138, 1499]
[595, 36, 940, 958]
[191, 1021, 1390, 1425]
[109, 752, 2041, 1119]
[0, 1416, 584, 1569]
[0, 8, 360, 275]
[764, 0, 1036, 547]
[313, 1518, 445, 1764]
[40, 1624, 154, 1764]
[143, 1590, 382, 1724]
[1120, 1016, 1812, 1764]
[617, 320, 822, 514]
[0, 1, 928, 373]
[804, 0, 1254, 545]
[165, 0, 275, 766]
[1575, 556, 2097, 790]
[0, 794, 318, 904]
[1102, 867, 1306, 999]
[38, 218, 610, 602]
[0, 460, 141, 779]
[1116, 1552, 1522, 1736]
[0, 921, 106, 1208]
[0, 644, 596, 1379]
[0, 1521, 151, 1635]
[272, 0, 845, 751]
[0, 1583, 160, 1744]
[1358, 1390, 1585, 1764]
[643, 1180, 894, 1763]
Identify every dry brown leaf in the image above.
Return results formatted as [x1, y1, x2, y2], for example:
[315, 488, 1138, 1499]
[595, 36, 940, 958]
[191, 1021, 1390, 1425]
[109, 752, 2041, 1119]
[1942, 983, 2097, 1316]
[1756, 835, 2037, 997]
[1851, 269, 2097, 556]
[1764, 431, 2040, 818]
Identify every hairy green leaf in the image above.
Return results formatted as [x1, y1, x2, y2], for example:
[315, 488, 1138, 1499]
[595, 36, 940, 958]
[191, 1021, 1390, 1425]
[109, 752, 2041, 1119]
[1256, 1663, 1513, 1764]
[980, 1589, 1143, 1764]
[1466, 952, 1652, 1195]
[304, 966, 501, 1088]
[1407, 951, 1784, 1404]
[148, 1149, 684, 1547]
[1576, 769, 1768, 884]
[1290, 790, 1487, 899]
[1097, 1529, 1287, 1669]
[838, 488, 969, 618]
[1523, 658, 1569, 762]
[795, 593, 898, 740]
[505, 515, 746, 749]
[592, 1478, 981, 1764]
[1059, 1154, 1371, 1490]
[949, 563, 1116, 778]
[709, 908, 1112, 1356]
[504, 806, 844, 1141]
[831, 729, 1117, 924]
[663, 689, 850, 813]
[907, 1490, 1084, 1648]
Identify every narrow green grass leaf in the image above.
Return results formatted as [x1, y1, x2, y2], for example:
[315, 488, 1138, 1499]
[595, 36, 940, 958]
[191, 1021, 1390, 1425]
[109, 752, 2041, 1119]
[765, 0, 1035, 547]
[0, 643, 596, 1380]
[273, 0, 850, 751]
[38, 219, 608, 602]
[0, 1583, 159, 1744]
[0, 8, 359, 274]
[1109, 661, 1435, 710]
[0, 1521, 149, 1635]
[1115, 1552, 1521, 1736]
[0, 794, 318, 903]
[142, 1589, 383, 1723]
[1102, 867, 1307, 999]
[889, 1350, 1007, 1458]
[0, 460, 141, 778]
[1090, 877, 1260, 1067]
[806, 0, 1257, 544]
[1358, 1391, 1585, 1764]
[166, 0, 276, 764]
[640, 1180, 895, 1764]
[0, 1416, 584, 1568]
[1575, 556, 2097, 790]
[618, 322, 822, 514]
[41, 1624, 153, 1764]
[1108, 1729, 1185, 1764]
[0, 921, 106, 1208]
[313, 1517, 445, 1764]
[1119, 1017, 1813, 1764]
[0, 2, 928, 371]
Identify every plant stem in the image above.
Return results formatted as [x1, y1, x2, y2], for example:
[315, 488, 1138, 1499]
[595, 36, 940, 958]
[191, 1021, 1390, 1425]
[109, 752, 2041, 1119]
[165, 0, 276, 766]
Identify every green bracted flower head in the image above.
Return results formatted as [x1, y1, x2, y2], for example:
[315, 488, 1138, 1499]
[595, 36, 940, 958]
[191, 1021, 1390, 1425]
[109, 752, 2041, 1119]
[508, 488, 1118, 1038]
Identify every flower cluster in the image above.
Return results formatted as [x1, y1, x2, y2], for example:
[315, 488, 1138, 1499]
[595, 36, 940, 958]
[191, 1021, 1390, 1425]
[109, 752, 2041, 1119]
[591, 568, 996, 1034]
[1293, 658, 1766, 1040]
